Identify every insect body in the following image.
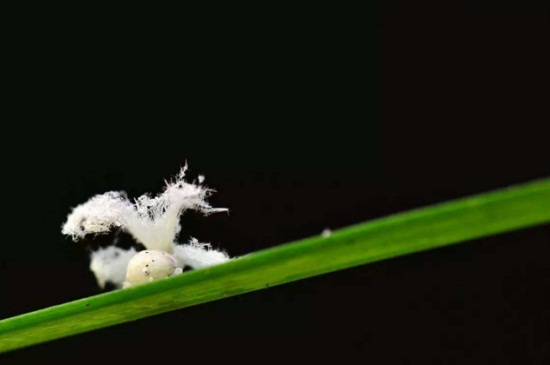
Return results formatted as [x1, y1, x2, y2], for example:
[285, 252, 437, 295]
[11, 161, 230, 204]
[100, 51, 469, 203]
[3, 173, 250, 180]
[123, 250, 183, 288]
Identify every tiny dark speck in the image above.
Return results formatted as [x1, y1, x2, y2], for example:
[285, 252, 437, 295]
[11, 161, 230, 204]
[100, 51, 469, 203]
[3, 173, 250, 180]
[146, 264, 149, 267]
[86, 304, 89, 307]
[265, 283, 270, 288]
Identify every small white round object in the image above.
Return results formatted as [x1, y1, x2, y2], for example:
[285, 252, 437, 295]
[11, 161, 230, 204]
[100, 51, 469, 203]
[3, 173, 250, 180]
[125, 250, 178, 286]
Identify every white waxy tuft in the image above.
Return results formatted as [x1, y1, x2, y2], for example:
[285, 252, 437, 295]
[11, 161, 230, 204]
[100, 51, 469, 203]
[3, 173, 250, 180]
[62, 192, 132, 240]
[173, 238, 230, 269]
[90, 246, 137, 288]
[62, 165, 227, 252]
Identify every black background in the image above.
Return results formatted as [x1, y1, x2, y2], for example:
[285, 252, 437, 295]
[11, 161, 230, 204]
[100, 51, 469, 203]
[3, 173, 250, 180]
[1, 2, 549, 363]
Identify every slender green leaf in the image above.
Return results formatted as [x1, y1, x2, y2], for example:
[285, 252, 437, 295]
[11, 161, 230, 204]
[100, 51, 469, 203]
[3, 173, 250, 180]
[1, 178, 549, 353]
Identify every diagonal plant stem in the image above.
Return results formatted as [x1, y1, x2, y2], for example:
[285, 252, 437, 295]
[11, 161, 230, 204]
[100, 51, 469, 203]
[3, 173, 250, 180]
[1, 178, 550, 353]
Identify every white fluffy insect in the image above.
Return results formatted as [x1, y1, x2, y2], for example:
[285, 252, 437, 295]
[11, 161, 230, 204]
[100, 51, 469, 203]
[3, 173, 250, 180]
[63, 165, 230, 289]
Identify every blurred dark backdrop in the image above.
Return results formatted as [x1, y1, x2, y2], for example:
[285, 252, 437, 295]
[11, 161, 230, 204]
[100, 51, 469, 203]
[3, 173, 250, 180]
[1, 2, 549, 363]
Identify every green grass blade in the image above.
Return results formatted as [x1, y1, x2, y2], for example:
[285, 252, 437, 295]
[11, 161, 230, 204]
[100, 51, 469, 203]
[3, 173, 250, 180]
[1, 178, 550, 353]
